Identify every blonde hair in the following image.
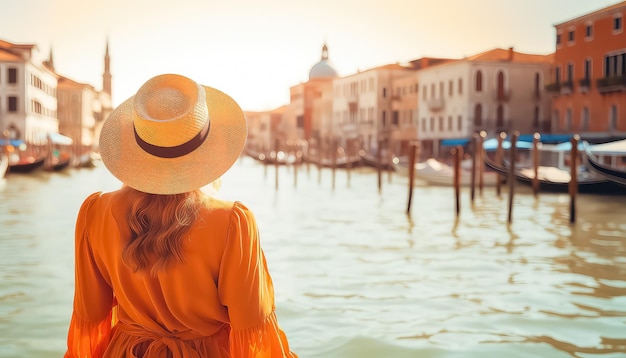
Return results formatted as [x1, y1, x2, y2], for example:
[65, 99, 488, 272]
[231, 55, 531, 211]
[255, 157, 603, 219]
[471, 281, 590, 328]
[120, 186, 205, 275]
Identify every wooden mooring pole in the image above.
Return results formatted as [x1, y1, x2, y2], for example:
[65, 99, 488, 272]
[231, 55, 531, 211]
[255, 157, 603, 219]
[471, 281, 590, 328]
[569, 135, 579, 223]
[532, 132, 540, 196]
[507, 132, 518, 224]
[377, 139, 383, 193]
[452, 145, 463, 217]
[495, 132, 505, 197]
[470, 133, 477, 203]
[406, 142, 419, 215]
[478, 131, 486, 195]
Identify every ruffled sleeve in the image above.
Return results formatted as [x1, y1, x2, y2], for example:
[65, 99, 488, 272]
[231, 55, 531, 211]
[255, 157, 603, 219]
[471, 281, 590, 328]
[65, 192, 117, 358]
[218, 202, 297, 357]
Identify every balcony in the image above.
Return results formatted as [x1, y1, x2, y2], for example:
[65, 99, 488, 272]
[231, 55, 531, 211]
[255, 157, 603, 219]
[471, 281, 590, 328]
[560, 81, 573, 95]
[493, 89, 511, 101]
[597, 76, 626, 94]
[578, 78, 590, 93]
[545, 82, 560, 93]
[427, 98, 445, 112]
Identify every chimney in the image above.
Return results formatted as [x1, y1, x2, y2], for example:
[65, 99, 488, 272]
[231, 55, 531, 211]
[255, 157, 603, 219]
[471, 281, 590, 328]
[508, 47, 514, 61]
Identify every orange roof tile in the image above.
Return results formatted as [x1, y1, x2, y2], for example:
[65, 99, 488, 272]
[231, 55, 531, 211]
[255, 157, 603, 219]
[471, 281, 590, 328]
[0, 49, 23, 62]
[465, 48, 553, 64]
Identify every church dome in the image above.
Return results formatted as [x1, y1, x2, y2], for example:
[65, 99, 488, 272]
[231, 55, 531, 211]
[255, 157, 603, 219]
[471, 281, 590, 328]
[308, 43, 338, 80]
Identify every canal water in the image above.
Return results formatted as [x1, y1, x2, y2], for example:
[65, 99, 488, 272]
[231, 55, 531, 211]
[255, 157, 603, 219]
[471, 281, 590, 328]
[0, 157, 625, 357]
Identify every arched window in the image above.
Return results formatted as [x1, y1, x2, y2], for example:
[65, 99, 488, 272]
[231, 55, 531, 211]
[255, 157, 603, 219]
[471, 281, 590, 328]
[534, 73, 541, 98]
[496, 105, 504, 129]
[474, 103, 482, 127]
[497, 71, 505, 99]
[475, 71, 483, 92]
[533, 106, 540, 130]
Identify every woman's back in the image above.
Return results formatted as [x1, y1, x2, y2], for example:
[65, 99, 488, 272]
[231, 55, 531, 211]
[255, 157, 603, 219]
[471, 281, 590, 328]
[66, 190, 294, 357]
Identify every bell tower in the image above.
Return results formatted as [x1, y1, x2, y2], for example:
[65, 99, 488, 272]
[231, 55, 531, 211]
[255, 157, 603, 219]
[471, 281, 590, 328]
[103, 39, 112, 96]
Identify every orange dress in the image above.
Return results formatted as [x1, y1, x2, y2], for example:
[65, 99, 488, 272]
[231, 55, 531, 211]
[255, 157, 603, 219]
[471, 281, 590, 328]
[65, 191, 297, 358]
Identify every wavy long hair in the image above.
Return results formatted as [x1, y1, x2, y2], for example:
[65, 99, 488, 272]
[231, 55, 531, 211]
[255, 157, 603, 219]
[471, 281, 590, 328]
[120, 186, 206, 275]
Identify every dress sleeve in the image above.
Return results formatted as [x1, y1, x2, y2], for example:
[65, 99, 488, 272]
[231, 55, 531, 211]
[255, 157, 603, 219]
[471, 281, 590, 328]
[218, 202, 297, 357]
[65, 192, 117, 358]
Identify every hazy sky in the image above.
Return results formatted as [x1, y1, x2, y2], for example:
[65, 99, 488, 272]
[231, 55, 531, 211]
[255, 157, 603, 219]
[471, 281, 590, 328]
[0, 0, 621, 110]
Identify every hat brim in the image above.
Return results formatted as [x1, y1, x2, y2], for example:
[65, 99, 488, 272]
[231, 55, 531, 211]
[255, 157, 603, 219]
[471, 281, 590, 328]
[99, 85, 247, 194]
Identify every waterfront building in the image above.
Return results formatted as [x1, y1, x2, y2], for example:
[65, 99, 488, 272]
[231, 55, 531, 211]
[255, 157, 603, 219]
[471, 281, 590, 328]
[416, 47, 553, 158]
[332, 62, 415, 157]
[244, 106, 285, 155]
[548, 1, 626, 140]
[56, 42, 113, 161]
[0, 39, 59, 151]
[389, 58, 455, 158]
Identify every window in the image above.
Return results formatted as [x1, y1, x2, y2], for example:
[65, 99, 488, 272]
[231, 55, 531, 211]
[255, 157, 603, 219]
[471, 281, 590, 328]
[568, 30, 575, 43]
[8, 96, 17, 112]
[382, 88, 387, 98]
[534, 73, 541, 97]
[423, 85, 427, 100]
[567, 63, 574, 82]
[555, 66, 561, 83]
[458, 78, 463, 94]
[584, 59, 591, 80]
[439, 82, 444, 98]
[8, 68, 17, 84]
[438, 117, 443, 131]
[556, 33, 562, 46]
[581, 107, 589, 131]
[475, 71, 483, 92]
[614, 16, 623, 32]
[496, 105, 504, 129]
[474, 104, 482, 127]
[565, 108, 572, 131]
[447, 116, 452, 130]
[430, 117, 435, 131]
[448, 80, 453, 96]
[603, 52, 626, 77]
[296, 115, 304, 128]
[457, 115, 462, 131]
[585, 24, 593, 39]
[422, 118, 427, 132]
[497, 71, 505, 99]
[392, 111, 399, 126]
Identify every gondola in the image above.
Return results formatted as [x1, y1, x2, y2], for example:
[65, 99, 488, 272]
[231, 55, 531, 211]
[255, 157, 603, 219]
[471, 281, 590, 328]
[483, 151, 624, 195]
[8, 156, 46, 173]
[584, 139, 626, 187]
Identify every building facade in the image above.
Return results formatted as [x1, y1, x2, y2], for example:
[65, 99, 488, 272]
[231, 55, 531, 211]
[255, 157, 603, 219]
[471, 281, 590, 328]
[548, 1, 626, 139]
[332, 63, 415, 156]
[0, 39, 59, 150]
[417, 48, 553, 158]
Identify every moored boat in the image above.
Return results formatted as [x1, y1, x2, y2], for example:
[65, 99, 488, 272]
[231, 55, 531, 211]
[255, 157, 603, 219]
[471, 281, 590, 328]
[8, 155, 46, 173]
[395, 157, 501, 187]
[584, 139, 626, 187]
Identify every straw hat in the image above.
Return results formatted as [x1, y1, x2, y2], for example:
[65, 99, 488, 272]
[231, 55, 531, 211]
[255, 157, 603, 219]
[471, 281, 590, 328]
[99, 74, 247, 194]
